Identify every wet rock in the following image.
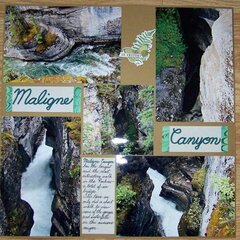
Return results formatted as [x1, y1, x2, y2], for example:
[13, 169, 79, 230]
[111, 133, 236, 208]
[147, 157, 204, 211]
[200, 9, 234, 122]
[117, 157, 163, 236]
[0, 198, 7, 235]
[5, 24, 75, 61]
[161, 173, 192, 211]
[43, 118, 80, 236]
[1, 118, 35, 235]
[17, 6, 121, 43]
[13, 117, 44, 169]
[156, 68, 185, 121]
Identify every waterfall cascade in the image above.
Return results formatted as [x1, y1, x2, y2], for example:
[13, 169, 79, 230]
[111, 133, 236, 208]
[147, 168, 183, 237]
[21, 131, 54, 236]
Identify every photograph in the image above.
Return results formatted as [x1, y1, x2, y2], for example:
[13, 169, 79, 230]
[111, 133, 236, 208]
[116, 155, 235, 237]
[3, 6, 121, 84]
[0, 116, 81, 236]
[156, 8, 234, 122]
[83, 84, 154, 155]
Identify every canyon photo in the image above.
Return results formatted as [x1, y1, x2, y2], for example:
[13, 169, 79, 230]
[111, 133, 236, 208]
[0, 4, 236, 239]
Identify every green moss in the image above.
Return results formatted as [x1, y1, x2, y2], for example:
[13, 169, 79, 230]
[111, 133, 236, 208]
[183, 195, 202, 235]
[8, 208, 22, 235]
[68, 165, 80, 178]
[117, 177, 137, 232]
[192, 167, 206, 192]
[156, 8, 186, 74]
[83, 122, 94, 154]
[207, 201, 235, 237]
[137, 86, 154, 154]
[97, 85, 117, 104]
[64, 118, 81, 145]
[207, 174, 235, 237]
[1, 131, 16, 152]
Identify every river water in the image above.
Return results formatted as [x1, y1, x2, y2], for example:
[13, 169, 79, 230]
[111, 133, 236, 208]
[147, 168, 183, 237]
[21, 132, 54, 236]
[4, 44, 119, 82]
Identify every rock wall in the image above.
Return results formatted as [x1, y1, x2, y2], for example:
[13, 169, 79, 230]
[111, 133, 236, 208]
[43, 117, 80, 236]
[4, 6, 121, 61]
[199, 156, 235, 236]
[147, 156, 204, 211]
[18, 6, 121, 43]
[0, 117, 80, 236]
[0, 117, 44, 235]
[200, 9, 234, 122]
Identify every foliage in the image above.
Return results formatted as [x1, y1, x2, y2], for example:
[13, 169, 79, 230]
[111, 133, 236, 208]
[0, 131, 16, 161]
[116, 181, 137, 231]
[156, 8, 186, 74]
[184, 196, 202, 234]
[122, 141, 135, 155]
[68, 165, 81, 178]
[101, 110, 115, 151]
[97, 85, 117, 104]
[64, 118, 81, 145]
[211, 174, 235, 202]
[207, 174, 235, 237]
[207, 201, 235, 237]
[8, 6, 56, 52]
[8, 208, 22, 235]
[35, 31, 57, 53]
[192, 167, 206, 192]
[116, 183, 136, 211]
[83, 122, 94, 154]
[1, 131, 15, 147]
[137, 86, 154, 154]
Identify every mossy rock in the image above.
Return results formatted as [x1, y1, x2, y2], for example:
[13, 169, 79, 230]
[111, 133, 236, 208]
[192, 167, 206, 192]
[207, 201, 235, 237]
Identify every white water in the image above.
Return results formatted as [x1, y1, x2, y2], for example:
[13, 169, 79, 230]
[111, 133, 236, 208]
[147, 168, 183, 237]
[116, 155, 128, 165]
[21, 132, 54, 236]
[111, 138, 128, 145]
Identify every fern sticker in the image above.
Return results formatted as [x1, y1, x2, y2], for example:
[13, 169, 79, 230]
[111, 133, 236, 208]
[120, 29, 156, 66]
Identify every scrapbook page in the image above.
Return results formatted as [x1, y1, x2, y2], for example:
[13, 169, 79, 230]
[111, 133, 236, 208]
[0, 3, 236, 239]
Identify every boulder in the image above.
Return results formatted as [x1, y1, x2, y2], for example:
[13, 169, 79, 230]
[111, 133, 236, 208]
[5, 24, 75, 61]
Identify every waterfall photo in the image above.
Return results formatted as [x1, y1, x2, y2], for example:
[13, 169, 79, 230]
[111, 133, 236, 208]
[3, 6, 121, 84]
[0, 116, 81, 236]
[116, 155, 235, 237]
[83, 84, 154, 155]
[156, 8, 234, 122]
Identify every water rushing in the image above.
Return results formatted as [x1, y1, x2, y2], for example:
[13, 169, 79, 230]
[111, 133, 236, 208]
[21, 132, 54, 236]
[5, 45, 118, 81]
[147, 168, 183, 237]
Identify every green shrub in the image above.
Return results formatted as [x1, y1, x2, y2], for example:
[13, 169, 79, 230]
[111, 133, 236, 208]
[211, 175, 235, 202]
[116, 183, 136, 211]
[64, 118, 81, 145]
[156, 8, 186, 74]
[184, 196, 202, 234]
[192, 167, 206, 192]
[207, 174, 235, 237]
[137, 86, 154, 154]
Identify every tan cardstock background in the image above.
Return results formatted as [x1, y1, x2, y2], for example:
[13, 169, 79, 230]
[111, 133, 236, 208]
[0, 0, 239, 239]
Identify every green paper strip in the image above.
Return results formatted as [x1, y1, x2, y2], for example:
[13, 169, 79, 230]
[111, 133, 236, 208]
[6, 86, 13, 112]
[162, 126, 170, 152]
[73, 86, 81, 113]
[221, 126, 228, 152]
